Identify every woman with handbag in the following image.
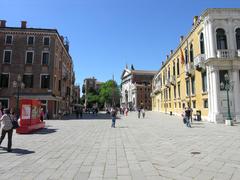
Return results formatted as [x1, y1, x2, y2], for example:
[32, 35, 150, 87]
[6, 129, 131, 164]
[0, 108, 13, 152]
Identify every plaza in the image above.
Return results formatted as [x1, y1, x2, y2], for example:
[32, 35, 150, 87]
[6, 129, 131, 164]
[1, 112, 240, 180]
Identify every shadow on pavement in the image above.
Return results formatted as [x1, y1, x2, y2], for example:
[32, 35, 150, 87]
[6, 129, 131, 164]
[33, 128, 58, 134]
[0, 147, 35, 155]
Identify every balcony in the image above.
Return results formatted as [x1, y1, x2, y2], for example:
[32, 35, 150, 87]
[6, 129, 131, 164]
[170, 75, 176, 85]
[238, 49, 240, 57]
[217, 49, 235, 59]
[194, 54, 206, 71]
[165, 78, 171, 87]
[185, 63, 194, 77]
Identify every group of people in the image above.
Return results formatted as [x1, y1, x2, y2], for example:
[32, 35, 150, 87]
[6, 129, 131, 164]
[0, 107, 18, 152]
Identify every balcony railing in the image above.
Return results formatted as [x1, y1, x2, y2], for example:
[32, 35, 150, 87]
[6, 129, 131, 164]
[238, 49, 240, 57]
[185, 62, 194, 76]
[170, 75, 176, 85]
[217, 49, 235, 59]
[165, 78, 171, 87]
[194, 54, 206, 67]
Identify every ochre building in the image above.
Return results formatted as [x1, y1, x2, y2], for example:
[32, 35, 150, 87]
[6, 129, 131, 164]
[152, 8, 240, 123]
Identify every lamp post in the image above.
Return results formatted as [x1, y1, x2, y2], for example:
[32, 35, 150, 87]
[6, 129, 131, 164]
[220, 73, 233, 125]
[13, 74, 25, 118]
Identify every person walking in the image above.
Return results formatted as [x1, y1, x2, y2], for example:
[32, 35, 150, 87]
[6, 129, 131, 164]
[0, 108, 13, 152]
[111, 107, 117, 128]
[40, 108, 45, 122]
[137, 108, 141, 118]
[184, 107, 191, 128]
[141, 108, 145, 118]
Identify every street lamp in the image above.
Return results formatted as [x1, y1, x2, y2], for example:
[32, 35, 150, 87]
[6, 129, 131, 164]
[13, 74, 25, 118]
[220, 73, 233, 125]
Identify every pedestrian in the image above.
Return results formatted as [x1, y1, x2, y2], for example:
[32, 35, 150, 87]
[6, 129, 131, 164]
[76, 107, 79, 119]
[184, 107, 191, 128]
[137, 108, 141, 118]
[0, 108, 13, 152]
[141, 108, 145, 118]
[111, 107, 117, 128]
[79, 108, 83, 118]
[40, 108, 44, 122]
[125, 108, 128, 116]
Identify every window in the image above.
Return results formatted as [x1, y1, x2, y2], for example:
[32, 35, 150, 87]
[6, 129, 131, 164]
[41, 75, 50, 88]
[185, 48, 188, 64]
[25, 51, 34, 64]
[200, 33, 205, 54]
[219, 70, 228, 91]
[3, 50, 12, 63]
[0, 99, 9, 109]
[43, 37, 50, 46]
[192, 100, 196, 108]
[179, 102, 181, 108]
[168, 88, 171, 99]
[203, 99, 208, 108]
[23, 75, 33, 88]
[58, 80, 61, 91]
[186, 79, 190, 96]
[190, 44, 194, 62]
[177, 82, 181, 98]
[173, 61, 176, 76]
[5, 35, 13, 44]
[191, 76, 195, 95]
[177, 58, 180, 75]
[216, 28, 227, 50]
[27, 36, 34, 45]
[174, 85, 176, 99]
[0, 74, 9, 88]
[42, 52, 49, 65]
[202, 71, 207, 92]
[236, 28, 240, 50]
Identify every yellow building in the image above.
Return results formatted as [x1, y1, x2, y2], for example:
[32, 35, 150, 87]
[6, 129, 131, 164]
[152, 8, 240, 123]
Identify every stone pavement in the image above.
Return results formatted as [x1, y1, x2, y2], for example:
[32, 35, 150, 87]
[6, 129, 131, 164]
[1, 111, 240, 180]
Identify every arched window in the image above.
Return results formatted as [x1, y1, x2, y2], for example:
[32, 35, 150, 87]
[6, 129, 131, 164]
[216, 28, 228, 50]
[236, 28, 240, 49]
[185, 48, 188, 64]
[200, 33, 205, 54]
[190, 44, 194, 62]
[177, 58, 180, 75]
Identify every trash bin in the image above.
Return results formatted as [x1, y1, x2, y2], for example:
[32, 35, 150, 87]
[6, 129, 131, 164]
[196, 110, 201, 121]
[170, 111, 172, 115]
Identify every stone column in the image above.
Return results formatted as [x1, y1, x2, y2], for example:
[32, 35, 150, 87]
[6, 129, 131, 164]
[208, 19, 216, 58]
[233, 69, 240, 121]
[211, 68, 223, 123]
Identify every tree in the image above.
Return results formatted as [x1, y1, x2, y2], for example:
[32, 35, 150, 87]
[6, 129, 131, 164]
[99, 80, 120, 107]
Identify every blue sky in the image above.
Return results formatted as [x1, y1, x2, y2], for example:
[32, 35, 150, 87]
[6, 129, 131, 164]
[1, 0, 240, 86]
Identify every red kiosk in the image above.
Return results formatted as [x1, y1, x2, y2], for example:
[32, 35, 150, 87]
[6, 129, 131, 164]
[16, 99, 45, 134]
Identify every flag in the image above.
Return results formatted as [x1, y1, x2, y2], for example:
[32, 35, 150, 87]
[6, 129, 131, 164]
[180, 48, 184, 65]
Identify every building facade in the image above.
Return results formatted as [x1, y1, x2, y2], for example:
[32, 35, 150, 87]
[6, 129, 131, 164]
[121, 66, 157, 110]
[152, 8, 240, 123]
[0, 20, 75, 118]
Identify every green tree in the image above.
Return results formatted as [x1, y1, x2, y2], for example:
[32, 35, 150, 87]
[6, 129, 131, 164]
[99, 80, 120, 107]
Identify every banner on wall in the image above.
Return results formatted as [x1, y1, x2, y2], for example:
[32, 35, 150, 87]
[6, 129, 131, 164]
[21, 105, 31, 119]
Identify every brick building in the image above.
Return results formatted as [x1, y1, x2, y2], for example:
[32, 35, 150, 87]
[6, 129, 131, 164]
[0, 20, 75, 118]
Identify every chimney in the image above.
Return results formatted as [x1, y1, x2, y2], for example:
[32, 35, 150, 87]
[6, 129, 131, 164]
[21, 21, 27, 28]
[166, 55, 169, 59]
[170, 50, 173, 55]
[161, 61, 164, 66]
[193, 16, 198, 25]
[0, 20, 6, 28]
[180, 36, 184, 43]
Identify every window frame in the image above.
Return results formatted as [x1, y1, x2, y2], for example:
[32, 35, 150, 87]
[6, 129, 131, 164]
[0, 73, 10, 88]
[27, 35, 35, 45]
[3, 50, 12, 64]
[5, 34, 13, 45]
[200, 32, 205, 54]
[41, 51, 50, 65]
[40, 74, 50, 89]
[216, 28, 228, 50]
[43, 36, 50, 46]
[25, 50, 34, 64]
